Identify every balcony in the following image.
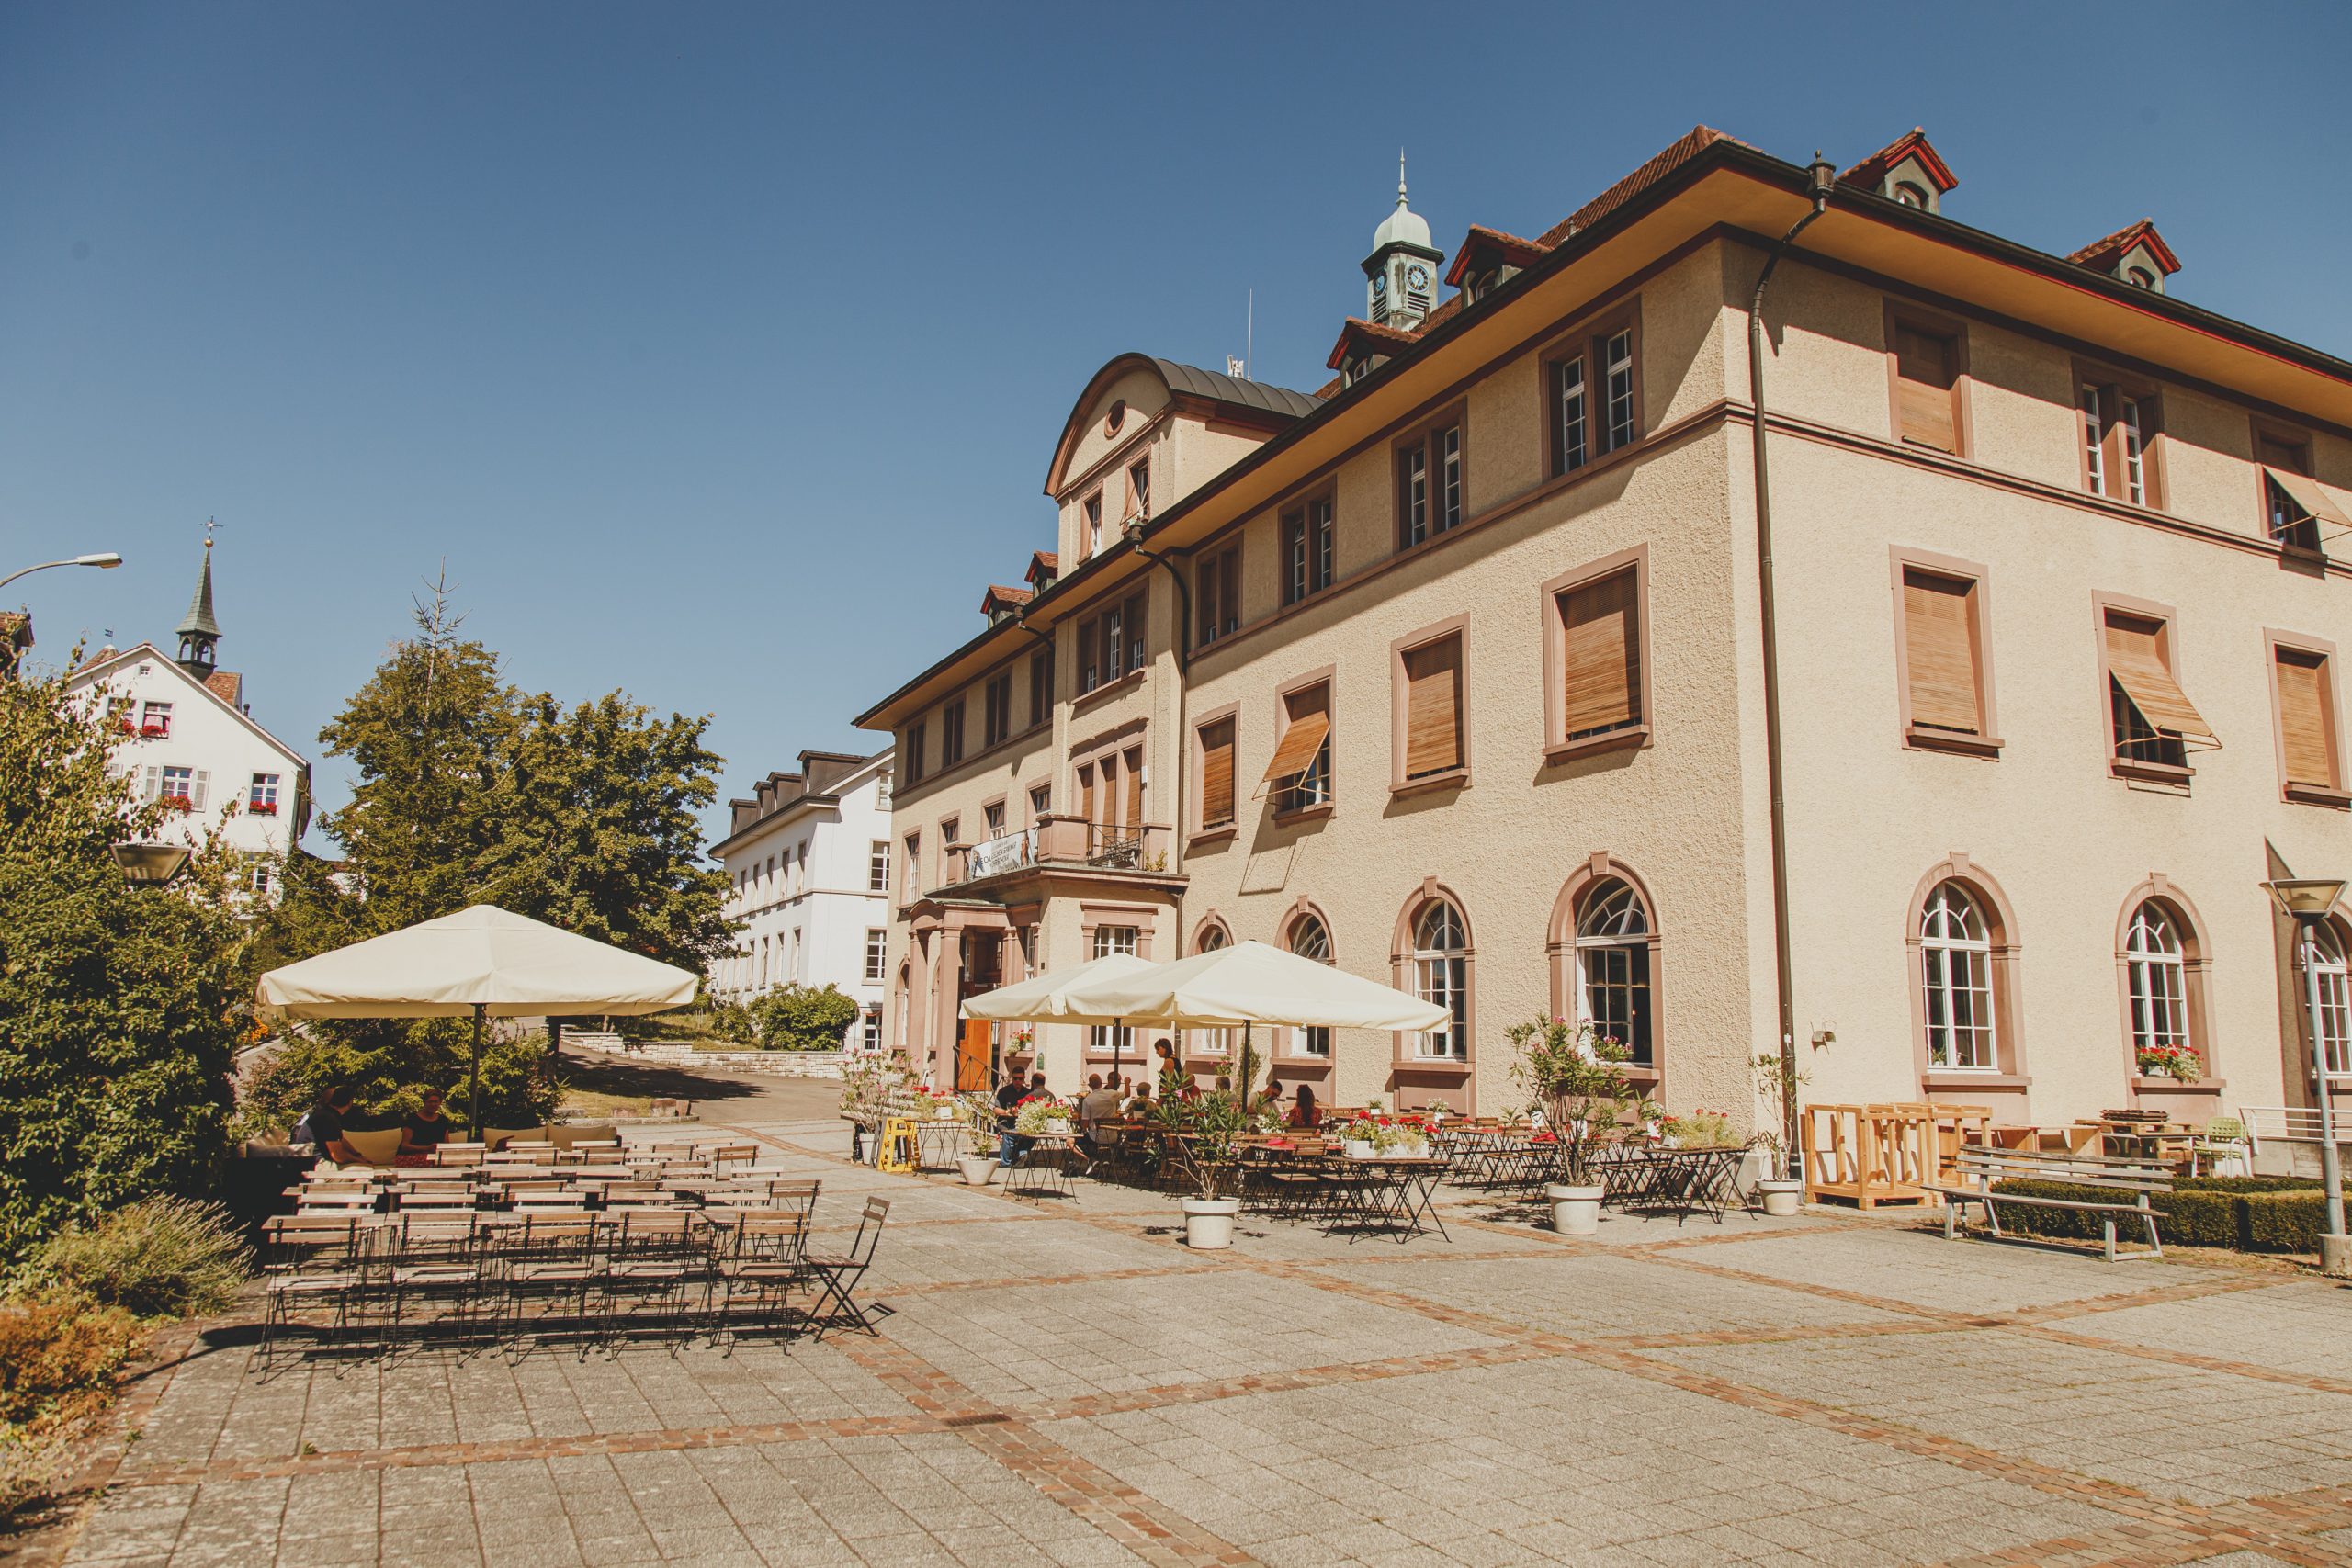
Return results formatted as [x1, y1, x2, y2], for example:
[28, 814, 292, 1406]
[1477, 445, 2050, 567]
[938, 814, 1182, 896]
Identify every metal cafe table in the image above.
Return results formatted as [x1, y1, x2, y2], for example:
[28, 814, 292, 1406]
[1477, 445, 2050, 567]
[1323, 1153, 1451, 1243]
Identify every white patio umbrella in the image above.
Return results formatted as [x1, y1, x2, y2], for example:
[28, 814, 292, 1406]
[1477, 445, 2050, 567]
[255, 904, 700, 1132]
[962, 951, 1159, 1084]
[1059, 941, 1448, 1032]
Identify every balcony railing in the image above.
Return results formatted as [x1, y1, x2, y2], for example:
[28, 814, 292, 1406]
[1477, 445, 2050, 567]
[943, 815, 1177, 887]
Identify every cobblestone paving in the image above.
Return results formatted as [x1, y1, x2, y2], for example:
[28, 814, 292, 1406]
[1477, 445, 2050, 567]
[59, 1119, 2352, 1567]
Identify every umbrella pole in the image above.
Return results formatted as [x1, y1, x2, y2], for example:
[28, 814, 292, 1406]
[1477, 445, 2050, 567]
[469, 1003, 485, 1135]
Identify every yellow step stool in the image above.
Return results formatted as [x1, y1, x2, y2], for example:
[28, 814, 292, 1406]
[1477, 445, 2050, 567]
[876, 1116, 919, 1174]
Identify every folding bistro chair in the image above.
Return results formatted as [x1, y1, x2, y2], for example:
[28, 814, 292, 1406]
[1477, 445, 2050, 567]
[597, 1211, 708, 1348]
[706, 1213, 808, 1345]
[385, 1214, 495, 1350]
[801, 1198, 889, 1339]
[500, 1213, 601, 1352]
[259, 1214, 371, 1369]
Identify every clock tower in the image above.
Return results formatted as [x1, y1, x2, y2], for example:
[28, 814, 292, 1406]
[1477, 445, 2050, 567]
[1363, 152, 1444, 332]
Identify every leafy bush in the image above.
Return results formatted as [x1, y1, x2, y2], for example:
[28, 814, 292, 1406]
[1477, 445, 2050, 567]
[40, 1198, 250, 1319]
[752, 984, 859, 1052]
[0, 1288, 144, 1427]
[1986, 1177, 2350, 1253]
[0, 1421, 69, 1520]
[238, 1019, 560, 1136]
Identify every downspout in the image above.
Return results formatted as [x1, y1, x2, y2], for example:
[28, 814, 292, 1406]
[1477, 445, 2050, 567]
[1748, 152, 1837, 1177]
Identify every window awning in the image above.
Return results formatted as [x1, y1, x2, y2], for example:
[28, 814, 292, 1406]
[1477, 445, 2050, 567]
[2105, 623, 2218, 748]
[2267, 467, 2352, 535]
[1257, 710, 1330, 793]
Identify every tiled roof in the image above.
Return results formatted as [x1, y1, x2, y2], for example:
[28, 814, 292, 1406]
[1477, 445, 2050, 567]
[2067, 218, 2180, 276]
[206, 670, 243, 705]
[1534, 126, 1743, 248]
[1839, 128, 1957, 195]
[1443, 224, 1553, 288]
[1323, 316, 1422, 372]
[980, 584, 1034, 614]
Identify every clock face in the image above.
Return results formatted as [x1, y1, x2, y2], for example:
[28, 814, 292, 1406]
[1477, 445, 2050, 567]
[1371, 272, 1386, 295]
[1406, 264, 1430, 291]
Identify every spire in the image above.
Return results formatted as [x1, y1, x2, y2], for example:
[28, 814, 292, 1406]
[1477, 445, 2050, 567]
[175, 523, 220, 673]
[1398, 149, 1409, 209]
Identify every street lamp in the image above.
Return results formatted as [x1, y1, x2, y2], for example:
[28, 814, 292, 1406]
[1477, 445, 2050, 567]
[112, 842, 190, 886]
[0, 553, 124, 592]
[2264, 874, 2348, 1276]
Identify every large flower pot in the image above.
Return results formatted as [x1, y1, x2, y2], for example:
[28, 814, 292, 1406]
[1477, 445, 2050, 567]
[1181, 1197, 1241, 1249]
[1342, 1139, 1375, 1159]
[1757, 1179, 1804, 1217]
[958, 1155, 998, 1186]
[1544, 1182, 1604, 1236]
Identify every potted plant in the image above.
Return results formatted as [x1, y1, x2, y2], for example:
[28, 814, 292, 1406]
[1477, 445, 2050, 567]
[2136, 1042, 2201, 1082]
[1376, 1116, 1433, 1159]
[951, 1095, 1001, 1185]
[1751, 1051, 1807, 1215]
[1176, 1089, 1246, 1248]
[1507, 1016, 1638, 1235]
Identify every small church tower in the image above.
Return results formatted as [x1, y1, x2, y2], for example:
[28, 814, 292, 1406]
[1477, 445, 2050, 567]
[1363, 153, 1444, 332]
[175, 530, 221, 676]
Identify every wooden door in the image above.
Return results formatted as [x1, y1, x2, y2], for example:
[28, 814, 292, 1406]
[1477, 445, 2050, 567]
[956, 1019, 990, 1092]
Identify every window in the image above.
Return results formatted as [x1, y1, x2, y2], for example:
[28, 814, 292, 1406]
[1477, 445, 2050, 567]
[2255, 432, 2348, 553]
[1553, 564, 1644, 750]
[906, 720, 927, 784]
[1192, 924, 1232, 1056]
[1397, 421, 1464, 549]
[1896, 565, 1990, 746]
[1029, 649, 1054, 727]
[1894, 180, 1929, 209]
[1552, 354, 1588, 475]
[1282, 495, 1335, 604]
[860, 1008, 882, 1054]
[2078, 374, 2161, 507]
[138, 701, 173, 738]
[2102, 606, 2213, 777]
[1919, 882, 1996, 1070]
[1411, 900, 1468, 1061]
[1196, 545, 1241, 645]
[939, 701, 965, 768]
[901, 833, 920, 902]
[1120, 745, 1144, 833]
[1574, 879, 1653, 1066]
[940, 817, 958, 857]
[1125, 457, 1150, 522]
[1891, 316, 1961, 454]
[1397, 632, 1464, 784]
[2120, 396, 2149, 506]
[1029, 783, 1050, 822]
[2306, 922, 2352, 1079]
[2123, 901, 2190, 1064]
[1286, 914, 1332, 1056]
[1549, 315, 1641, 477]
[1083, 491, 1104, 558]
[1603, 330, 1635, 451]
[1078, 592, 1147, 694]
[983, 670, 1012, 749]
[868, 840, 890, 894]
[248, 773, 281, 813]
[1263, 682, 1331, 816]
[1087, 924, 1140, 1063]
[250, 862, 273, 897]
[2081, 386, 2107, 497]
[2272, 641, 2344, 802]
[151, 764, 205, 810]
[864, 929, 888, 983]
[1196, 716, 1237, 831]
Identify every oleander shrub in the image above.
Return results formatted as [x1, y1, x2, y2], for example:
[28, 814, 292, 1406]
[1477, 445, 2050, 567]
[39, 1198, 250, 1319]
[1985, 1177, 2349, 1254]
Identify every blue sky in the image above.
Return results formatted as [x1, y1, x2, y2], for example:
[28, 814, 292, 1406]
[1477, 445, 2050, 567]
[6, 2, 2348, 844]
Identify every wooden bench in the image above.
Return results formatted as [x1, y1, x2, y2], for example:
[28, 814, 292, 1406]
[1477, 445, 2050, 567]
[1922, 1145, 2170, 1261]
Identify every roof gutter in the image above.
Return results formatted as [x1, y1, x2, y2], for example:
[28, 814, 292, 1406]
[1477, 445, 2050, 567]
[1748, 152, 1838, 1176]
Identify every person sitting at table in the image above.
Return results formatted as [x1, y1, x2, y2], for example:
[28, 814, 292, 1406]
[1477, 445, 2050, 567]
[993, 1072, 1029, 1168]
[1078, 1074, 1121, 1156]
[293, 1084, 362, 1167]
[399, 1088, 454, 1156]
[1125, 1081, 1152, 1118]
[1285, 1083, 1322, 1131]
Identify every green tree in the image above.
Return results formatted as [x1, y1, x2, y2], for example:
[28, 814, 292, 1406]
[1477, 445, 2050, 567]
[752, 984, 860, 1052]
[0, 660, 245, 1260]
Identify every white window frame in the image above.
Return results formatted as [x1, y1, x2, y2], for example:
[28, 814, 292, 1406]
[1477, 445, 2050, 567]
[1411, 902, 1468, 1061]
[1285, 917, 1331, 1057]
[864, 929, 888, 983]
[2123, 902, 2189, 1058]
[1574, 879, 1652, 1066]
[2308, 923, 2352, 1079]
[1920, 883, 1996, 1070]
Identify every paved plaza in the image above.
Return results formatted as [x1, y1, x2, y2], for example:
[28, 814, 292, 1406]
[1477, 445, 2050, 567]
[58, 1111, 2352, 1568]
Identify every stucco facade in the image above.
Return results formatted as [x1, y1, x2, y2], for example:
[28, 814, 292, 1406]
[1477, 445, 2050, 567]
[863, 130, 2352, 1135]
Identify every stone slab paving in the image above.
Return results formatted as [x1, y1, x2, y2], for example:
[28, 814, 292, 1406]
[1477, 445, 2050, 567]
[59, 1118, 2352, 1567]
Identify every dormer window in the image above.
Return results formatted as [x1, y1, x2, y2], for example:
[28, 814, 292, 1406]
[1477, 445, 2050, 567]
[2126, 266, 2156, 289]
[1340, 353, 1379, 389]
[1894, 181, 1929, 209]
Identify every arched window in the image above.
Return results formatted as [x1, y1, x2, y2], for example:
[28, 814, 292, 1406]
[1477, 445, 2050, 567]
[1193, 923, 1231, 1057]
[2123, 901, 2189, 1058]
[1894, 180, 1929, 209]
[1575, 878, 1653, 1066]
[1920, 882, 1996, 1069]
[1412, 900, 1468, 1060]
[1286, 913, 1332, 1057]
[2309, 921, 2352, 1078]
[2125, 265, 2156, 290]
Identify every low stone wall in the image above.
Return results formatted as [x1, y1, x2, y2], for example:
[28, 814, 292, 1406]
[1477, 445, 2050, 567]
[560, 1032, 846, 1079]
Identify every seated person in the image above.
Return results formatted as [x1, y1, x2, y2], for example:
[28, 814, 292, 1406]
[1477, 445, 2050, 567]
[994, 1072, 1029, 1167]
[1285, 1084, 1322, 1131]
[1078, 1074, 1122, 1156]
[399, 1088, 454, 1157]
[293, 1084, 363, 1166]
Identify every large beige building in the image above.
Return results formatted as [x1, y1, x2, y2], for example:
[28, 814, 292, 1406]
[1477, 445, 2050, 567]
[857, 128, 2352, 1139]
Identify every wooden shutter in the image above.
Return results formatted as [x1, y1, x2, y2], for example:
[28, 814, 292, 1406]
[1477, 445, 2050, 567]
[1123, 747, 1143, 829]
[1403, 637, 1463, 777]
[2277, 649, 2336, 787]
[1561, 571, 1641, 738]
[1078, 763, 1095, 824]
[2104, 613, 2215, 744]
[142, 764, 160, 801]
[1894, 322, 1957, 453]
[1900, 570, 1981, 733]
[1259, 689, 1331, 791]
[191, 771, 209, 810]
[1199, 720, 1236, 828]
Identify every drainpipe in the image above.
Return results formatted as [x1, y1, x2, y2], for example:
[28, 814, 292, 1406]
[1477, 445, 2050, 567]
[1748, 152, 1837, 1178]
[1124, 521, 1193, 887]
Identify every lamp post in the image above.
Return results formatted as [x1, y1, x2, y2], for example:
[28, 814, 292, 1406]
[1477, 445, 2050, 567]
[112, 843, 191, 886]
[0, 552, 123, 593]
[2264, 875, 2348, 1276]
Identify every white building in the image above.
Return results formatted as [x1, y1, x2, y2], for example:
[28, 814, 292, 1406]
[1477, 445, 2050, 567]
[710, 747, 895, 1051]
[64, 542, 311, 894]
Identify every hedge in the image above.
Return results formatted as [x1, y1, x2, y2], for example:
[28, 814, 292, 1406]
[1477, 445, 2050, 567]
[1986, 1177, 2350, 1254]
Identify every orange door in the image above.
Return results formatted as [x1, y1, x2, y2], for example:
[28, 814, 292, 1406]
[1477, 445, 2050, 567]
[956, 1020, 990, 1092]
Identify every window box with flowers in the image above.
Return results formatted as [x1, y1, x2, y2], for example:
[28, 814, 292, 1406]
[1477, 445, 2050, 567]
[160, 795, 196, 813]
[248, 801, 278, 816]
[2134, 1043, 2202, 1083]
